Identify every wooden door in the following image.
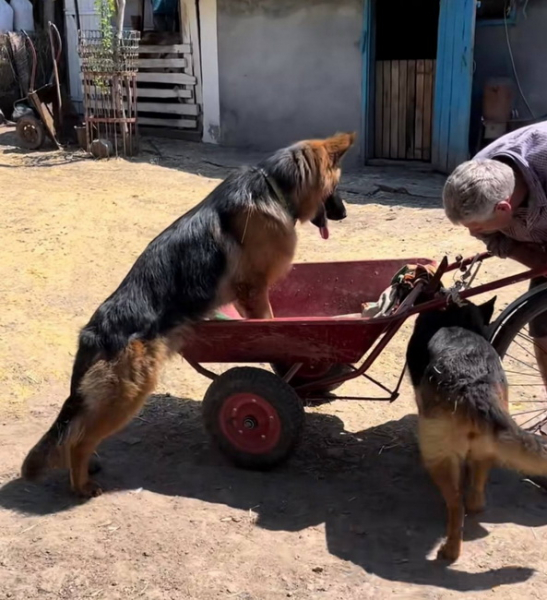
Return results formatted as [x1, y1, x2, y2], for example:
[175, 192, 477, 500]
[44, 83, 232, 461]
[374, 59, 435, 160]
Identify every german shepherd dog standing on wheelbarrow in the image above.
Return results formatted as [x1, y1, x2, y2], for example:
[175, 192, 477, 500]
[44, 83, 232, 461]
[22, 132, 355, 498]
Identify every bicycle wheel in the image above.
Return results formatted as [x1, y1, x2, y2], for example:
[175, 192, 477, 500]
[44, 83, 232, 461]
[489, 287, 547, 434]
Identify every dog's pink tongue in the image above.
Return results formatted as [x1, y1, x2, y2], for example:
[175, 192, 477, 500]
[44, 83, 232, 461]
[320, 226, 329, 240]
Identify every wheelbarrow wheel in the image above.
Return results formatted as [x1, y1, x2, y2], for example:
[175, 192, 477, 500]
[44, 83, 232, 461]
[270, 362, 353, 396]
[203, 366, 305, 470]
[16, 115, 45, 150]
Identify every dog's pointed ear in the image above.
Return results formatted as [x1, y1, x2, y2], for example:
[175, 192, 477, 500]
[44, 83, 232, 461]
[479, 296, 497, 325]
[324, 132, 356, 164]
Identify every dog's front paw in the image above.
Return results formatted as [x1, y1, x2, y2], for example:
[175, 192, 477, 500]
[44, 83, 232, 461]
[75, 480, 103, 499]
[437, 539, 461, 563]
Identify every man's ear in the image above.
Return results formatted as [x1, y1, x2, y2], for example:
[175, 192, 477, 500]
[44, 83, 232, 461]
[495, 200, 512, 214]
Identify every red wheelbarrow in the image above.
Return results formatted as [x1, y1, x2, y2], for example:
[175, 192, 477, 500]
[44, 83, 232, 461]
[183, 255, 547, 470]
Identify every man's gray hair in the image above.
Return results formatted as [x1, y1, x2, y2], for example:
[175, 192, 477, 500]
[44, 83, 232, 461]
[443, 159, 515, 224]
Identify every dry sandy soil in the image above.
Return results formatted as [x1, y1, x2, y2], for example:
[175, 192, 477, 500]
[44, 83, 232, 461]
[0, 127, 546, 600]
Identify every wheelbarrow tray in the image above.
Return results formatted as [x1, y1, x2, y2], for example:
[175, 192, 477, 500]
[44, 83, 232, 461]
[27, 85, 60, 146]
[184, 258, 434, 365]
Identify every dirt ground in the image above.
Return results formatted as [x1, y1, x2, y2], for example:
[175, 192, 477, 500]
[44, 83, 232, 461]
[1, 126, 546, 600]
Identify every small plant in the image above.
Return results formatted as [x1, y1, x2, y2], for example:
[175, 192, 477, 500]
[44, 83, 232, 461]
[95, 0, 115, 48]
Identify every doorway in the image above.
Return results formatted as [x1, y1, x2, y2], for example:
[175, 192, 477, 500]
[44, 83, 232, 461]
[373, 0, 439, 161]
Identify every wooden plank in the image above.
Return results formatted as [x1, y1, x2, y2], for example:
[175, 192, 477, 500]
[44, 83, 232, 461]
[390, 61, 399, 159]
[415, 59, 425, 161]
[200, 0, 221, 143]
[137, 102, 199, 116]
[139, 126, 202, 142]
[382, 61, 391, 159]
[83, 72, 197, 86]
[84, 86, 193, 100]
[138, 116, 198, 129]
[422, 59, 434, 162]
[179, 0, 196, 105]
[137, 58, 187, 69]
[138, 44, 191, 54]
[137, 72, 196, 85]
[180, 0, 192, 45]
[180, 0, 204, 109]
[374, 62, 383, 158]
[397, 60, 407, 159]
[134, 87, 193, 99]
[406, 60, 416, 159]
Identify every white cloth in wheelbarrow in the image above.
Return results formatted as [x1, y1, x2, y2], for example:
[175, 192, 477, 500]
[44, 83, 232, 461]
[359, 263, 438, 318]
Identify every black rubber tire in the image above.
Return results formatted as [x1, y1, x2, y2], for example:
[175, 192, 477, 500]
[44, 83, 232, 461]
[270, 362, 353, 395]
[489, 288, 547, 358]
[202, 366, 305, 470]
[16, 115, 45, 150]
[489, 288, 547, 487]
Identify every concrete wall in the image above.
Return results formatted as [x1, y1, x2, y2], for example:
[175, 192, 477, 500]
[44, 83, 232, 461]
[216, 0, 363, 162]
[472, 0, 547, 147]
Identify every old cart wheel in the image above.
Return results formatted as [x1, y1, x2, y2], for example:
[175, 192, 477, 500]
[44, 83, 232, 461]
[490, 288, 547, 435]
[270, 362, 352, 396]
[203, 367, 304, 469]
[16, 115, 45, 150]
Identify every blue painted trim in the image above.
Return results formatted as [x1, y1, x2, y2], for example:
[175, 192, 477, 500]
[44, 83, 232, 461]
[360, 0, 374, 163]
[451, 0, 477, 169]
[432, 0, 477, 173]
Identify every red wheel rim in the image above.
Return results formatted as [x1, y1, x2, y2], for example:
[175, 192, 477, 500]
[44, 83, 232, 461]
[219, 393, 282, 454]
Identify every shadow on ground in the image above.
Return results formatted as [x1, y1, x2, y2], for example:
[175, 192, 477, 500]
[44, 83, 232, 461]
[0, 394, 541, 592]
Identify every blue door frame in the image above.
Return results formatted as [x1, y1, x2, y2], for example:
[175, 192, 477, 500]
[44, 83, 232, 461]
[360, 0, 375, 162]
[361, 0, 477, 173]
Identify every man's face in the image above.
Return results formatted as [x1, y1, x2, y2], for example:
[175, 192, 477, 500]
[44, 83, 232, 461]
[462, 200, 513, 236]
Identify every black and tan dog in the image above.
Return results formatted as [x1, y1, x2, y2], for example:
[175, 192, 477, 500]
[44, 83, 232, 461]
[407, 298, 547, 562]
[22, 132, 355, 498]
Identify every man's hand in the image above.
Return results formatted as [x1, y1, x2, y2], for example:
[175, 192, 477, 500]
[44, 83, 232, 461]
[508, 242, 547, 270]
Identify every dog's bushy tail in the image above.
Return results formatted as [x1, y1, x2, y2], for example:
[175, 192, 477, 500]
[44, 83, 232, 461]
[21, 408, 74, 480]
[495, 419, 547, 476]
[21, 338, 96, 480]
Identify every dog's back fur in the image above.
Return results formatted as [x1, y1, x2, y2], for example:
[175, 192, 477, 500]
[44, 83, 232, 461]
[22, 133, 355, 498]
[407, 299, 547, 562]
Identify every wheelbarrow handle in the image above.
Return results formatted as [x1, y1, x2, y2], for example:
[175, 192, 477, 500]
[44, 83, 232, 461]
[48, 22, 63, 67]
[21, 30, 37, 93]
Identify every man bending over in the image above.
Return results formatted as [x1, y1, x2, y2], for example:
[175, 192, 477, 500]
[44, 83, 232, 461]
[442, 122, 547, 383]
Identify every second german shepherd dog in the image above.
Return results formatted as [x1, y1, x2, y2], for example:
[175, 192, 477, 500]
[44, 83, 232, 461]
[22, 132, 355, 498]
[407, 298, 547, 562]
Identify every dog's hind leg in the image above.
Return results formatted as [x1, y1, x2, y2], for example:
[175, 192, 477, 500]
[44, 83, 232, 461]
[426, 457, 464, 562]
[465, 457, 493, 514]
[69, 340, 165, 498]
[466, 432, 497, 514]
[418, 416, 466, 562]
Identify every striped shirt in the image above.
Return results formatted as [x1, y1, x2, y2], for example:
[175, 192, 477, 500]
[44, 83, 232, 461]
[473, 121, 547, 258]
